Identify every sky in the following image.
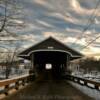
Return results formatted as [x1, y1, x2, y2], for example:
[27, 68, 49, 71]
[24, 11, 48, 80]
[0, 0, 100, 59]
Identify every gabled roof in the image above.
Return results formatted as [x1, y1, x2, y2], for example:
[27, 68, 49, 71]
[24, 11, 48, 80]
[18, 37, 83, 58]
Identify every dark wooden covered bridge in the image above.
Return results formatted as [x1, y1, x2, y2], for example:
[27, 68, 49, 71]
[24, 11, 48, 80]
[18, 37, 83, 79]
[1, 37, 98, 100]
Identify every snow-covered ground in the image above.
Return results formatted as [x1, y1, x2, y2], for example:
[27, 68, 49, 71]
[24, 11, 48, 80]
[69, 81, 100, 100]
[0, 69, 30, 80]
[72, 71, 100, 82]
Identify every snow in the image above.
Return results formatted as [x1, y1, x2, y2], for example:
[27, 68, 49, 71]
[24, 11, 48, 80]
[69, 81, 100, 100]
[0, 69, 30, 80]
[71, 71, 100, 82]
[87, 83, 94, 88]
[80, 80, 84, 84]
[0, 74, 29, 83]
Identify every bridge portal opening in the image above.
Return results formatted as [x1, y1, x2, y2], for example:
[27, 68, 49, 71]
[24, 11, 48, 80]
[32, 51, 69, 79]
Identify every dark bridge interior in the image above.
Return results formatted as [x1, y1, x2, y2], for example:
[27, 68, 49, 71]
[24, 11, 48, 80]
[33, 51, 68, 79]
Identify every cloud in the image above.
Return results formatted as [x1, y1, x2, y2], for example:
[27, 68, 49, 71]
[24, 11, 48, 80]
[95, 34, 100, 42]
[62, 37, 87, 46]
[71, 0, 80, 9]
[20, 34, 35, 42]
[36, 20, 54, 28]
[66, 28, 82, 33]
[71, 0, 100, 16]
[0, 0, 100, 58]
[94, 18, 100, 24]
[42, 32, 86, 47]
[46, 12, 79, 24]
[33, 0, 46, 5]
[82, 45, 100, 58]
[43, 32, 65, 39]
[10, 19, 24, 24]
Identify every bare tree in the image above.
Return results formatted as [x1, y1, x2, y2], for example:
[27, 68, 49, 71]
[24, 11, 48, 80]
[5, 42, 23, 79]
[79, 58, 100, 73]
[0, 0, 7, 32]
[5, 51, 12, 79]
[0, 0, 26, 79]
[0, 0, 25, 35]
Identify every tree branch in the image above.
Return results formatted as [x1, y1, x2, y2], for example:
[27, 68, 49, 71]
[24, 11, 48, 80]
[0, 0, 7, 32]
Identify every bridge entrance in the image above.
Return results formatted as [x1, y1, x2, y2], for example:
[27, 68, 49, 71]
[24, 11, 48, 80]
[33, 51, 68, 79]
[18, 37, 83, 80]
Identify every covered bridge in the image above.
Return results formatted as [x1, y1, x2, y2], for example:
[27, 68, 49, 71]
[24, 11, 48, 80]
[18, 37, 83, 79]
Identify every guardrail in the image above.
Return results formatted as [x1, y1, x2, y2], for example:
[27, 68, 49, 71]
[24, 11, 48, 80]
[64, 75, 100, 91]
[0, 74, 35, 96]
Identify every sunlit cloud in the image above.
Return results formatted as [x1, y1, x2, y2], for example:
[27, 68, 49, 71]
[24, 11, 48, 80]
[71, 0, 100, 16]
[94, 18, 100, 24]
[66, 28, 81, 33]
[0, 37, 16, 40]
[36, 20, 53, 28]
[84, 31, 92, 35]
[21, 43, 33, 49]
[43, 32, 64, 38]
[20, 34, 35, 42]
[71, 0, 80, 9]
[61, 37, 87, 46]
[34, 0, 46, 5]
[13, 19, 24, 24]
[62, 37, 77, 43]
[90, 46, 100, 53]
[75, 38, 87, 46]
[82, 46, 100, 58]
[96, 36, 100, 42]
[46, 12, 79, 24]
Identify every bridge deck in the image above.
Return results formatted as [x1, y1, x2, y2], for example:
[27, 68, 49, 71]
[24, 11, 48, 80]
[2, 79, 94, 100]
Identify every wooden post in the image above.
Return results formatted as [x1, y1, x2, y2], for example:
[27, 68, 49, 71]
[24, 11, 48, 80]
[5, 85, 9, 95]
[95, 85, 99, 90]
[31, 54, 34, 69]
[22, 79, 25, 86]
[66, 55, 69, 70]
[84, 81, 87, 86]
[67, 55, 70, 67]
[26, 76, 29, 83]
[29, 54, 35, 80]
[15, 81, 19, 90]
